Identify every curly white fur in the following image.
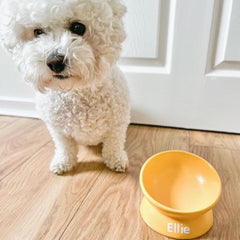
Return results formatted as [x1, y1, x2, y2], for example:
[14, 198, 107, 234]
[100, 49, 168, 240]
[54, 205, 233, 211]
[0, 0, 130, 174]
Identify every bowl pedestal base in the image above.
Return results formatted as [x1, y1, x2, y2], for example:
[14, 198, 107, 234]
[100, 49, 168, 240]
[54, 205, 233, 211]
[140, 197, 213, 239]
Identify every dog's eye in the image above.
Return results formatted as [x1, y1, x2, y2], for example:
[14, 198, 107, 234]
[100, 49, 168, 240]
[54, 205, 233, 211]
[70, 22, 86, 36]
[34, 29, 44, 37]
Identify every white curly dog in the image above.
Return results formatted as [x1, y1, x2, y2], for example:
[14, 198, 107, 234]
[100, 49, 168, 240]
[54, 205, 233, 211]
[0, 0, 130, 174]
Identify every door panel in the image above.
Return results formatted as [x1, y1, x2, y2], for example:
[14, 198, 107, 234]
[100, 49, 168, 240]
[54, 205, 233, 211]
[121, 0, 171, 69]
[224, 0, 240, 61]
[207, 0, 240, 74]
[121, 0, 160, 59]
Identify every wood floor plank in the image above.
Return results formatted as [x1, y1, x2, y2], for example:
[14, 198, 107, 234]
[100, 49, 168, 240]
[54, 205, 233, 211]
[190, 130, 240, 150]
[0, 115, 18, 129]
[0, 143, 105, 240]
[60, 125, 190, 240]
[0, 117, 51, 179]
[189, 146, 240, 240]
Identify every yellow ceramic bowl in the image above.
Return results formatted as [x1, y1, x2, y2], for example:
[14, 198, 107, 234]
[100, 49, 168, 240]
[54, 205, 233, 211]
[140, 150, 221, 239]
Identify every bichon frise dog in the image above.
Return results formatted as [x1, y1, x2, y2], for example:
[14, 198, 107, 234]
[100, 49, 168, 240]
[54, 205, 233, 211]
[0, 0, 130, 174]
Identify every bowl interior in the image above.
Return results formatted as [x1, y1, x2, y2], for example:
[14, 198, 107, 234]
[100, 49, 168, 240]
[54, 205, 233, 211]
[141, 151, 221, 212]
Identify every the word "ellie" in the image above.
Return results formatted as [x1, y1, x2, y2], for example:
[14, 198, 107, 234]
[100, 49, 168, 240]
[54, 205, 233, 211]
[167, 223, 190, 234]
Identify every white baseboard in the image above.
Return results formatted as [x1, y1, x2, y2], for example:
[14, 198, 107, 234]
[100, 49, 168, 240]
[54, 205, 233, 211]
[0, 97, 39, 118]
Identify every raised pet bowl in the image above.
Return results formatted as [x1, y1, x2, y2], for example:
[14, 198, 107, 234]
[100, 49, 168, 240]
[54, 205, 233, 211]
[140, 150, 221, 239]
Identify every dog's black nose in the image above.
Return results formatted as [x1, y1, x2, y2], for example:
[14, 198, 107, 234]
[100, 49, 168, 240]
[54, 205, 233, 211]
[47, 52, 65, 73]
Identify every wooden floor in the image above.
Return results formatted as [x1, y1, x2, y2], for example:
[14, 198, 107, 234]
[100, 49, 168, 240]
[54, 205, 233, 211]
[0, 116, 240, 240]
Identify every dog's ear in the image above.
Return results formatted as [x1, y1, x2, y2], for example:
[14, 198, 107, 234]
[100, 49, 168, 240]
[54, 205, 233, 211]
[109, 0, 127, 19]
[0, 25, 20, 56]
[0, 0, 22, 56]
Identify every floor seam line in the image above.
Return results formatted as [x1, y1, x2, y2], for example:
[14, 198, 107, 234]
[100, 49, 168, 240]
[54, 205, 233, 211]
[0, 140, 52, 181]
[58, 167, 106, 240]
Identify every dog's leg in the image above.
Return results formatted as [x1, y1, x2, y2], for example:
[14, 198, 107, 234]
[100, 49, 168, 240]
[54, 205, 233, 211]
[48, 128, 78, 174]
[102, 126, 129, 172]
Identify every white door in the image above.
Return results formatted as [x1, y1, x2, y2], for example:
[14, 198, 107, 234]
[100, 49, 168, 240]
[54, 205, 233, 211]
[1, 0, 240, 133]
[120, 0, 240, 133]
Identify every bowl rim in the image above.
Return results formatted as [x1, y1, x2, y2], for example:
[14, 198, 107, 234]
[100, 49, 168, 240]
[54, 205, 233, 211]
[139, 150, 222, 215]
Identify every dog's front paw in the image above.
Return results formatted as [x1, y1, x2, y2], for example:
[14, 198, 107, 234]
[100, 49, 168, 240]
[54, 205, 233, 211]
[50, 154, 77, 175]
[104, 150, 129, 173]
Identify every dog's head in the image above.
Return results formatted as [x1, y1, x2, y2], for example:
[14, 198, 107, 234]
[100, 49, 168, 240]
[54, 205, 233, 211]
[0, 0, 126, 91]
